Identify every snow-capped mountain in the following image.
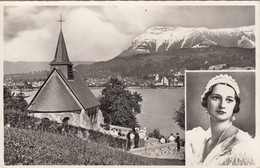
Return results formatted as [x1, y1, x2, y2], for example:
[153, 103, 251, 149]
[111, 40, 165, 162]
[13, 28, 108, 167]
[120, 25, 255, 56]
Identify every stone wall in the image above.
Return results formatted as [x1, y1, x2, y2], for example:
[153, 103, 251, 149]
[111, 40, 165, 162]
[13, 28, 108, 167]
[33, 110, 91, 129]
[130, 142, 185, 160]
[31, 108, 104, 131]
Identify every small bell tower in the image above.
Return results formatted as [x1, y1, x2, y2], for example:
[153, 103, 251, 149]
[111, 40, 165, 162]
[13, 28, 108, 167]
[49, 14, 73, 80]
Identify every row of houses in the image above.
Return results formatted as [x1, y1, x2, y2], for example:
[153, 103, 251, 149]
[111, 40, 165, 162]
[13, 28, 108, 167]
[153, 72, 185, 87]
[4, 79, 45, 89]
[155, 77, 184, 87]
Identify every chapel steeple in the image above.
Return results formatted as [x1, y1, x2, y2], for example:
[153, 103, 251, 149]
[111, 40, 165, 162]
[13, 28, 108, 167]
[50, 15, 73, 80]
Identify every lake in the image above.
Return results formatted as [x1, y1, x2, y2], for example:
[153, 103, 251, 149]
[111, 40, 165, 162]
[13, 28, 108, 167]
[21, 87, 184, 138]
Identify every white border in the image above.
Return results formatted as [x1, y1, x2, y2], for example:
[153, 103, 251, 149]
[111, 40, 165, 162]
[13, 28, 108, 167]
[0, 1, 259, 168]
[0, 1, 259, 6]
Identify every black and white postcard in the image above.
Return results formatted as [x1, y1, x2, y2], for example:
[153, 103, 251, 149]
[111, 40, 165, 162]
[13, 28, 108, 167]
[1, 1, 259, 166]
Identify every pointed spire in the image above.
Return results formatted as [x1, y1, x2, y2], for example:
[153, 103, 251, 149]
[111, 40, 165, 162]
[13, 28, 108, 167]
[58, 14, 65, 30]
[50, 15, 73, 66]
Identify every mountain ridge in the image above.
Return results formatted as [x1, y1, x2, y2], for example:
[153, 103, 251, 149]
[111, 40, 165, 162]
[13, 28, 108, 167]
[75, 46, 255, 79]
[119, 25, 255, 57]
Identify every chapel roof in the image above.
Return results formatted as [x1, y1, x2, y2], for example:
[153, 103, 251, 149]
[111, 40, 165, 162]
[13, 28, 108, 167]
[57, 68, 100, 109]
[27, 68, 100, 112]
[50, 29, 73, 66]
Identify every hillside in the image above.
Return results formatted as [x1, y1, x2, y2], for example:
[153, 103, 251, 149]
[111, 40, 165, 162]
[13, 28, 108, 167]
[4, 61, 95, 75]
[4, 61, 50, 75]
[4, 127, 184, 165]
[4, 46, 255, 81]
[75, 46, 255, 79]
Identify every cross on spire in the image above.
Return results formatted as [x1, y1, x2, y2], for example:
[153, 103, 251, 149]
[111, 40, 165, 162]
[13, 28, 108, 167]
[57, 14, 65, 30]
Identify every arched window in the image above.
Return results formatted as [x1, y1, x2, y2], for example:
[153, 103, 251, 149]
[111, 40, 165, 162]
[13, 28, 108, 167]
[62, 117, 70, 124]
[43, 118, 50, 121]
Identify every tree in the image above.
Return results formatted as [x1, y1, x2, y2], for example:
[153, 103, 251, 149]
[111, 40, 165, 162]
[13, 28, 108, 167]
[4, 86, 28, 112]
[99, 78, 142, 128]
[173, 99, 185, 130]
[15, 90, 28, 112]
[4, 86, 16, 110]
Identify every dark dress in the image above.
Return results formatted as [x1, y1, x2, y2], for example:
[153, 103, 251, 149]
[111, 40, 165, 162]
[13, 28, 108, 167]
[126, 132, 131, 150]
[134, 132, 139, 148]
[175, 135, 180, 151]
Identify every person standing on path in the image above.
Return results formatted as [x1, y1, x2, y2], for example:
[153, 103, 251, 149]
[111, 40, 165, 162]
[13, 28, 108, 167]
[138, 128, 146, 147]
[168, 133, 175, 143]
[175, 133, 180, 151]
[126, 130, 132, 151]
[134, 128, 139, 148]
[160, 136, 166, 144]
[130, 128, 135, 149]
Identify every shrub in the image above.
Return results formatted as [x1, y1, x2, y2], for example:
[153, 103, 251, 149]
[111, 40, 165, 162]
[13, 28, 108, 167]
[173, 99, 185, 130]
[148, 128, 162, 139]
[4, 110, 126, 150]
[4, 86, 28, 112]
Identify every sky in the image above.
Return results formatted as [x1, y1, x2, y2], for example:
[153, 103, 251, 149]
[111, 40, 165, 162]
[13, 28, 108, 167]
[4, 5, 255, 62]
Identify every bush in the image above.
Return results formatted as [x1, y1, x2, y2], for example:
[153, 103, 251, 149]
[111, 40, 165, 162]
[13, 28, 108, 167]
[4, 86, 28, 112]
[88, 130, 126, 149]
[173, 99, 185, 130]
[4, 110, 126, 150]
[148, 128, 162, 139]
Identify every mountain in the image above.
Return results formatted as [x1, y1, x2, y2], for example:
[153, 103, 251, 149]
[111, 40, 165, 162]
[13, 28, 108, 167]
[119, 25, 255, 57]
[75, 25, 255, 79]
[76, 46, 255, 79]
[5, 26, 255, 80]
[4, 62, 50, 75]
[4, 61, 95, 74]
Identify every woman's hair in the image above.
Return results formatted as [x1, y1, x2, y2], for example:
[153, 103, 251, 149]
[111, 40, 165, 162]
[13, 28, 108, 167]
[201, 83, 240, 114]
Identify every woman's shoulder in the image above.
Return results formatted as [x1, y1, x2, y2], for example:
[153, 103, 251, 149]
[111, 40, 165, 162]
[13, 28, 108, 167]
[232, 129, 255, 151]
[187, 126, 206, 133]
[235, 129, 254, 142]
[186, 127, 210, 165]
[187, 126, 209, 138]
[187, 126, 210, 144]
[227, 129, 257, 165]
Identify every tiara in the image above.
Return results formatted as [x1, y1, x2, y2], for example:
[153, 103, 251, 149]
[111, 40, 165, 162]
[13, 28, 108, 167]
[205, 74, 240, 96]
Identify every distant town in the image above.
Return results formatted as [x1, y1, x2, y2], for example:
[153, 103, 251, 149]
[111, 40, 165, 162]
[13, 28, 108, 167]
[4, 70, 185, 90]
[5, 62, 255, 90]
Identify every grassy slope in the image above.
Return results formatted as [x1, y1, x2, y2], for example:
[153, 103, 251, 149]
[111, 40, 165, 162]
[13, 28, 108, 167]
[4, 127, 184, 165]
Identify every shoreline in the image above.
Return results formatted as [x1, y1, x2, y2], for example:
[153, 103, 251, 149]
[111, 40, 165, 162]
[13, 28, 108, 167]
[11, 86, 185, 92]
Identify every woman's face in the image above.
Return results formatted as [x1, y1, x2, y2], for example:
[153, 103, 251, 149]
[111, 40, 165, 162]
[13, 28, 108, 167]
[207, 84, 236, 122]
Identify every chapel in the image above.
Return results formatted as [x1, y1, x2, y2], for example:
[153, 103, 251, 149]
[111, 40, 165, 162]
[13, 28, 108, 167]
[27, 17, 103, 130]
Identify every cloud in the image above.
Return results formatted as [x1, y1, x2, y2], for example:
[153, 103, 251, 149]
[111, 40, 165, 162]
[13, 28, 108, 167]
[4, 6, 56, 41]
[4, 5, 255, 62]
[64, 7, 130, 61]
[4, 6, 136, 62]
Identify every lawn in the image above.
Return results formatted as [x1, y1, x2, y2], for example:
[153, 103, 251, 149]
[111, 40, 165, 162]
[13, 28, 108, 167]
[4, 127, 184, 165]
